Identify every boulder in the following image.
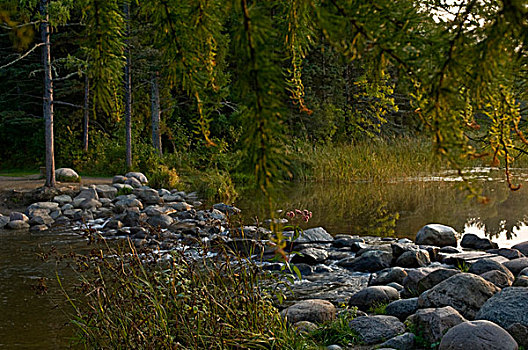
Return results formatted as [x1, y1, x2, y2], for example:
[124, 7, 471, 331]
[30, 224, 48, 232]
[406, 306, 466, 344]
[290, 247, 328, 265]
[348, 286, 399, 311]
[78, 198, 102, 210]
[415, 224, 457, 247]
[10, 212, 29, 222]
[468, 258, 513, 280]
[417, 268, 460, 294]
[503, 258, 528, 275]
[112, 175, 126, 184]
[333, 236, 364, 248]
[53, 195, 72, 205]
[0, 215, 9, 228]
[55, 168, 79, 181]
[6, 220, 30, 230]
[385, 298, 418, 321]
[417, 273, 500, 319]
[293, 321, 318, 333]
[341, 250, 392, 272]
[487, 248, 524, 260]
[506, 323, 528, 349]
[480, 270, 513, 288]
[439, 320, 517, 350]
[461, 233, 498, 250]
[294, 227, 333, 245]
[125, 177, 142, 188]
[28, 213, 53, 226]
[133, 188, 162, 205]
[280, 299, 336, 324]
[395, 249, 430, 268]
[169, 202, 193, 211]
[348, 315, 405, 345]
[95, 185, 118, 199]
[74, 188, 99, 201]
[379, 333, 415, 350]
[511, 241, 528, 257]
[147, 215, 174, 229]
[401, 268, 430, 298]
[476, 287, 528, 329]
[440, 251, 508, 266]
[125, 172, 148, 184]
[370, 267, 408, 286]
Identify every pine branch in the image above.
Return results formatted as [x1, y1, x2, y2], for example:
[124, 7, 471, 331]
[0, 43, 44, 70]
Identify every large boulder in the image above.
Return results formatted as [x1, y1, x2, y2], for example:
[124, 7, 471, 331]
[476, 287, 528, 329]
[133, 188, 162, 205]
[417, 273, 500, 319]
[417, 268, 460, 294]
[0, 215, 9, 229]
[503, 258, 528, 275]
[340, 250, 392, 272]
[348, 315, 405, 345]
[468, 258, 514, 280]
[506, 323, 528, 349]
[439, 320, 518, 350]
[406, 306, 466, 344]
[53, 195, 72, 206]
[348, 286, 400, 311]
[95, 185, 118, 199]
[480, 270, 514, 288]
[74, 188, 99, 202]
[395, 249, 431, 268]
[461, 234, 498, 250]
[55, 168, 79, 182]
[280, 299, 336, 324]
[147, 214, 174, 229]
[370, 267, 408, 286]
[9, 212, 28, 222]
[415, 224, 457, 247]
[26, 202, 59, 213]
[294, 227, 333, 244]
[290, 247, 328, 265]
[511, 241, 528, 256]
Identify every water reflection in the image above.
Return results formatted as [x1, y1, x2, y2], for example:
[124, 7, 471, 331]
[237, 174, 528, 247]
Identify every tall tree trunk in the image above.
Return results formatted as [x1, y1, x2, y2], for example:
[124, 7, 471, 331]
[83, 74, 90, 152]
[124, 1, 132, 169]
[151, 72, 162, 156]
[40, 0, 55, 187]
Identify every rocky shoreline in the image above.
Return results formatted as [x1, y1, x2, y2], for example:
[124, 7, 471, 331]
[1, 171, 528, 349]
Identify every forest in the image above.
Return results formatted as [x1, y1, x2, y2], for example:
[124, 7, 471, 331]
[1, 0, 526, 201]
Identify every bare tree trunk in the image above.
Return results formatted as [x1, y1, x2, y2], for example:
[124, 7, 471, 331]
[151, 72, 162, 156]
[83, 74, 89, 152]
[124, 1, 132, 169]
[40, 0, 55, 187]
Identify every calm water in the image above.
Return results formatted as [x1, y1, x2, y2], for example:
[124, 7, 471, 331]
[4, 169, 528, 347]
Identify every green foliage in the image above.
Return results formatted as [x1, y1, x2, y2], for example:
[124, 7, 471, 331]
[368, 302, 388, 315]
[147, 165, 181, 190]
[116, 186, 132, 196]
[406, 321, 441, 349]
[308, 308, 360, 347]
[455, 261, 470, 273]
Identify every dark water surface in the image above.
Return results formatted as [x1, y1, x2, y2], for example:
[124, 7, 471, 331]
[3, 169, 528, 347]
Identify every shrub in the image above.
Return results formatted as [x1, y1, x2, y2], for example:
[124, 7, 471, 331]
[148, 165, 181, 190]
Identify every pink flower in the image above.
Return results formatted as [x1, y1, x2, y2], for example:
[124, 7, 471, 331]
[295, 209, 303, 215]
[286, 211, 295, 218]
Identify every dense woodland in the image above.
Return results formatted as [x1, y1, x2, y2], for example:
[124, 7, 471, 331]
[0, 0, 527, 197]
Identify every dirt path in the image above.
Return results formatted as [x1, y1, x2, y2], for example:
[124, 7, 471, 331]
[0, 175, 112, 215]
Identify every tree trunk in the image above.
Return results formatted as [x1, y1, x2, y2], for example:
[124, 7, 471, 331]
[151, 72, 162, 156]
[40, 0, 55, 187]
[83, 74, 89, 152]
[124, 1, 132, 169]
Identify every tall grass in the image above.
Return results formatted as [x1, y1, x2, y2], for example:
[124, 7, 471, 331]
[288, 137, 446, 182]
[53, 235, 320, 349]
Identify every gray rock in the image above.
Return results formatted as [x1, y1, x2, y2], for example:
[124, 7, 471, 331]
[417, 273, 500, 319]
[440, 246, 461, 254]
[415, 224, 458, 247]
[461, 234, 498, 250]
[480, 270, 513, 288]
[333, 236, 364, 248]
[95, 185, 118, 199]
[293, 321, 318, 333]
[511, 241, 528, 257]
[74, 188, 99, 201]
[78, 198, 102, 210]
[506, 323, 528, 349]
[294, 227, 333, 244]
[325, 345, 342, 350]
[476, 287, 528, 329]
[212, 203, 241, 215]
[391, 243, 419, 259]
[6, 220, 30, 230]
[29, 213, 53, 226]
[513, 276, 528, 286]
[379, 332, 415, 350]
[468, 258, 513, 280]
[439, 251, 508, 266]
[348, 286, 399, 311]
[406, 306, 466, 344]
[112, 175, 126, 184]
[340, 250, 392, 272]
[371, 267, 408, 286]
[439, 320, 518, 350]
[63, 209, 82, 219]
[125, 172, 148, 184]
[53, 195, 72, 205]
[30, 224, 48, 232]
[395, 249, 431, 268]
[281, 299, 336, 324]
[61, 203, 74, 211]
[105, 219, 123, 230]
[55, 168, 79, 181]
[10, 212, 29, 222]
[387, 282, 403, 291]
[348, 315, 405, 345]
[169, 202, 193, 211]
[487, 248, 525, 260]
[147, 215, 174, 229]
[125, 177, 142, 188]
[115, 198, 143, 211]
[417, 268, 460, 294]
[133, 188, 162, 205]
[291, 247, 329, 265]
[385, 298, 418, 321]
[72, 210, 93, 221]
[503, 258, 528, 275]
[113, 183, 134, 191]
[162, 194, 183, 202]
[401, 268, 430, 298]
